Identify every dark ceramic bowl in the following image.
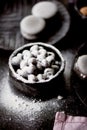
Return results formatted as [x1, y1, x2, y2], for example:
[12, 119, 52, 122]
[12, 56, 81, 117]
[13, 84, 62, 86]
[74, 0, 87, 19]
[8, 42, 65, 99]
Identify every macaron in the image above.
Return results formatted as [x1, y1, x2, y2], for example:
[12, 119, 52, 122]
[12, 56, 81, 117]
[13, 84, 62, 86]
[21, 29, 37, 40]
[74, 55, 87, 79]
[31, 1, 58, 19]
[20, 15, 46, 40]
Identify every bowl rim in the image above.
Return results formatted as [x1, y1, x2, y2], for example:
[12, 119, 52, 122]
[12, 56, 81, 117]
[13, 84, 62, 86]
[9, 42, 65, 84]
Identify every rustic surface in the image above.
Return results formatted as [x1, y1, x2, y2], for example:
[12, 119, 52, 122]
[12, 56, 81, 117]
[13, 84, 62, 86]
[0, 1, 87, 130]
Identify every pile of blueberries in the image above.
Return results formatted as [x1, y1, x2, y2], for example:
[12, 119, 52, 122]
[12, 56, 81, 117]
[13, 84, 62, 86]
[11, 44, 61, 83]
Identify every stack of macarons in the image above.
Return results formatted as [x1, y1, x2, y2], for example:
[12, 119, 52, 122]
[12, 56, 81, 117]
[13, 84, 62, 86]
[20, 1, 58, 40]
[20, 15, 46, 40]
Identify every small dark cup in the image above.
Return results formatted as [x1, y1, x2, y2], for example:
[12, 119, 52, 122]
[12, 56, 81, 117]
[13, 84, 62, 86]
[74, 0, 87, 19]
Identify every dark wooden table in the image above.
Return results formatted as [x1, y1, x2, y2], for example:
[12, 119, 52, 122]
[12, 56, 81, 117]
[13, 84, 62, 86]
[0, 1, 87, 130]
